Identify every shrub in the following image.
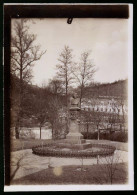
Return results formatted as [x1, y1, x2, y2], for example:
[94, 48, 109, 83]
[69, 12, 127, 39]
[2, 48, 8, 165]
[82, 132, 98, 139]
[109, 131, 128, 142]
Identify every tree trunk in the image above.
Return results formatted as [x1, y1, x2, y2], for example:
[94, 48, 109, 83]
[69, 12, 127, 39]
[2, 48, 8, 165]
[110, 124, 113, 134]
[16, 62, 23, 139]
[65, 75, 68, 108]
[51, 125, 54, 140]
[15, 117, 20, 139]
[65, 78, 69, 133]
[65, 94, 68, 138]
[81, 158, 84, 171]
[66, 92, 68, 107]
[97, 126, 100, 140]
[97, 155, 99, 164]
[40, 125, 41, 139]
[87, 123, 89, 139]
[15, 125, 19, 139]
[79, 86, 83, 108]
[65, 116, 69, 135]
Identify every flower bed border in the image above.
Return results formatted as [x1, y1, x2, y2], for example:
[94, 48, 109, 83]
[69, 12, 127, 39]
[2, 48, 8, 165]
[32, 143, 116, 158]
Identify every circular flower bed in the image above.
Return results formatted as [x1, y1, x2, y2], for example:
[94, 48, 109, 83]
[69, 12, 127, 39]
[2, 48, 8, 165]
[32, 143, 116, 158]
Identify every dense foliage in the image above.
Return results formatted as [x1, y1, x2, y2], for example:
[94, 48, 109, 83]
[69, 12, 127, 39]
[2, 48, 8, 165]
[82, 131, 128, 142]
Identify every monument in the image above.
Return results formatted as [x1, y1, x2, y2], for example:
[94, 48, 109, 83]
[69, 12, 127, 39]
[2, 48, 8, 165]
[65, 93, 91, 149]
[66, 93, 84, 142]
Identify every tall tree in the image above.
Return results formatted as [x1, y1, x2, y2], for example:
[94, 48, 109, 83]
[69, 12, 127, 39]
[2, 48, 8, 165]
[72, 51, 96, 107]
[11, 19, 46, 138]
[56, 45, 73, 107]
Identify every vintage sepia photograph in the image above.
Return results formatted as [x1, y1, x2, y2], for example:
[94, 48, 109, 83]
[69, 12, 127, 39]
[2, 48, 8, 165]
[4, 4, 133, 191]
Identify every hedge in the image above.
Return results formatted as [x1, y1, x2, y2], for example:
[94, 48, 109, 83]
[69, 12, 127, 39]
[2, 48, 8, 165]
[81, 131, 128, 142]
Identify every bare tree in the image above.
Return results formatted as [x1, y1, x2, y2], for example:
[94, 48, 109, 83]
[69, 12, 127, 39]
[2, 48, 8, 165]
[56, 45, 74, 135]
[56, 45, 73, 107]
[72, 51, 96, 107]
[96, 151, 124, 184]
[11, 19, 46, 138]
[11, 19, 46, 82]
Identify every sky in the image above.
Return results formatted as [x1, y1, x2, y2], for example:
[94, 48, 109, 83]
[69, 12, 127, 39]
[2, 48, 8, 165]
[12, 18, 130, 86]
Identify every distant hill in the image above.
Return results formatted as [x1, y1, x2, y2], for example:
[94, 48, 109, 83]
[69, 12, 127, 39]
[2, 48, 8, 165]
[84, 79, 128, 99]
[10, 74, 128, 99]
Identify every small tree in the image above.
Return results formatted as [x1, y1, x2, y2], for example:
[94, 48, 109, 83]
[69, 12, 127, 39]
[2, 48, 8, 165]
[96, 151, 122, 184]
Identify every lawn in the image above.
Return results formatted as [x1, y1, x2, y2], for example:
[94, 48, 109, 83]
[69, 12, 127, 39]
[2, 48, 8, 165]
[11, 138, 128, 152]
[11, 139, 53, 152]
[11, 162, 128, 185]
[86, 139, 128, 152]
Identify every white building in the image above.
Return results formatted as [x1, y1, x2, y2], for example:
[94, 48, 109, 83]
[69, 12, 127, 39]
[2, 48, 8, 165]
[81, 97, 127, 115]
